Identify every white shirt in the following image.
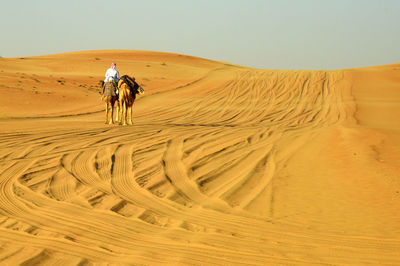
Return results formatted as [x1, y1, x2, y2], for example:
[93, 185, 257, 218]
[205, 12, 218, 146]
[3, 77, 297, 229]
[104, 67, 120, 82]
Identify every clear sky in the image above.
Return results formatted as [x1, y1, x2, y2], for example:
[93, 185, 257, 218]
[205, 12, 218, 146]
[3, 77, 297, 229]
[1, 0, 399, 69]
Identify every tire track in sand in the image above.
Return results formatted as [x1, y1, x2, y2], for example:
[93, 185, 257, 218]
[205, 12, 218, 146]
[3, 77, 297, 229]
[1, 67, 399, 265]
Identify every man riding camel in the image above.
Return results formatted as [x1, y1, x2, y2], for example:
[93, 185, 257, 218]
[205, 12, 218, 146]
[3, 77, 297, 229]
[102, 62, 120, 96]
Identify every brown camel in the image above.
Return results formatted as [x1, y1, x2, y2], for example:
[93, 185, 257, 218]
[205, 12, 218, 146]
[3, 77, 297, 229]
[118, 75, 144, 125]
[100, 80, 119, 124]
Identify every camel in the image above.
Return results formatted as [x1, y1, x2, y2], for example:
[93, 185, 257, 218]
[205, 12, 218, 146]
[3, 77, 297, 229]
[100, 80, 119, 124]
[118, 75, 144, 125]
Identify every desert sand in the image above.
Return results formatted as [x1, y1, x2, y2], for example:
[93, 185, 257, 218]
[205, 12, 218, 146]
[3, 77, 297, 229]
[0, 50, 399, 265]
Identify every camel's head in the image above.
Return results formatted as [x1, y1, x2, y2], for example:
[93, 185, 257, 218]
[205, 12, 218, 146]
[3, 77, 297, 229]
[138, 86, 144, 95]
[129, 75, 143, 95]
[98, 80, 105, 94]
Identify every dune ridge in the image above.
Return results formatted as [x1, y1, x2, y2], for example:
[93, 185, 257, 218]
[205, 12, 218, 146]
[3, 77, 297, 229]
[0, 51, 399, 265]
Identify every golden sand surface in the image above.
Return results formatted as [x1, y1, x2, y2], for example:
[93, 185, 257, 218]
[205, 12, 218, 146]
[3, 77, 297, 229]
[0, 51, 399, 265]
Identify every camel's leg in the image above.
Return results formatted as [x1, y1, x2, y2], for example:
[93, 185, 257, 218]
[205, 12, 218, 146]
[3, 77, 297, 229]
[131, 104, 134, 124]
[125, 103, 128, 126]
[120, 103, 123, 125]
[119, 101, 123, 125]
[115, 102, 119, 123]
[105, 103, 109, 124]
[110, 103, 115, 124]
[128, 105, 133, 125]
[123, 102, 128, 126]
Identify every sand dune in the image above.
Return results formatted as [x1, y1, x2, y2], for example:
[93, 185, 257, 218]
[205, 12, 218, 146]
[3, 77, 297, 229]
[0, 51, 399, 265]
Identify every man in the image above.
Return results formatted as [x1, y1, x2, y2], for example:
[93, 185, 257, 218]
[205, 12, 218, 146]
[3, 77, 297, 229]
[103, 62, 120, 96]
[104, 62, 120, 83]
